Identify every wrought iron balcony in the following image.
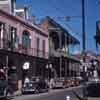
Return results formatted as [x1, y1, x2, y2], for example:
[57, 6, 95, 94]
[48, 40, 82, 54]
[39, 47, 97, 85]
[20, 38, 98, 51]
[49, 48, 80, 61]
[0, 39, 48, 59]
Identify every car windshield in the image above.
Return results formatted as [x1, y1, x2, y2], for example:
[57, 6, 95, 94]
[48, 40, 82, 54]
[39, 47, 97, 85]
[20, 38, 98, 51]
[24, 81, 37, 87]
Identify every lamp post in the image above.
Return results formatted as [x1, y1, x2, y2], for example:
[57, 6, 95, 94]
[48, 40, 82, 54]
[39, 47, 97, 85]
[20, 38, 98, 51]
[82, 0, 86, 61]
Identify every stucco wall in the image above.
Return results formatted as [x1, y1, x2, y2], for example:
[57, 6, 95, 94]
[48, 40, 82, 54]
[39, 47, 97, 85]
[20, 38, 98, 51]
[0, 10, 48, 58]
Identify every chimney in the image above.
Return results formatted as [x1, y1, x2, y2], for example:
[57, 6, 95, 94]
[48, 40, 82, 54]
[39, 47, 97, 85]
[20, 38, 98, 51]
[0, 0, 16, 14]
[28, 16, 36, 25]
[10, 0, 16, 15]
[11, 0, 16, 15]
[24, 6, 29, 20]
[15, 5, 29, 20]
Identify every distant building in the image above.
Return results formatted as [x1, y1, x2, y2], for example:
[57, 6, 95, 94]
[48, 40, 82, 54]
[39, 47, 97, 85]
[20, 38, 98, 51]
[40, 16, 81, 78]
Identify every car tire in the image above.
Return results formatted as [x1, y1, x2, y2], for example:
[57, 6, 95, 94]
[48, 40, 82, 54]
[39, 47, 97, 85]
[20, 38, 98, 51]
[34, 89, 39, 94]
[22, 91, 25, 95]
[62, 85, 66, 89]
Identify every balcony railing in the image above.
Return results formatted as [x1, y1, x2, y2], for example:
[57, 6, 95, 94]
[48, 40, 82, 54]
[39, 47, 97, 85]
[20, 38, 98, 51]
[0, 39, 48, 59]
[49, 48, 80, 61]
[14, 47, 48, 59]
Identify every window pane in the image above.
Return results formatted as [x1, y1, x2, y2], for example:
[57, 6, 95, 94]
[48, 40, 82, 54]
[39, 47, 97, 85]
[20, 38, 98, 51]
[36, 37, 40, 56]
[42, 40, 45, 56]
[22, 31, 30, 48]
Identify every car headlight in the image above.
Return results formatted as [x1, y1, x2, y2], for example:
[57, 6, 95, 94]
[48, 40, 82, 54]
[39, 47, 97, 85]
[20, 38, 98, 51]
[29, 84, 32, 87]
[24, 84, 26, 87]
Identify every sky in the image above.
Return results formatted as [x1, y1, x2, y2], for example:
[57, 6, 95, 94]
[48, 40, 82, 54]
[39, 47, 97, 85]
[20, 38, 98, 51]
[16, 0, 98, 54]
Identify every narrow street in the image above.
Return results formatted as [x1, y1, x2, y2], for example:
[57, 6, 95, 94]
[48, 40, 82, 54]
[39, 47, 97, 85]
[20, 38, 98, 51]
[0, 1, 99, 100]
[12, 86, 83, 100]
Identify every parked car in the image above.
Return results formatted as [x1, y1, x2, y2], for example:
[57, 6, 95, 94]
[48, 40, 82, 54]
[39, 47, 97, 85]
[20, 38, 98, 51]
[36, 79, 49, 93]
[22, 81, 37, 94]
[22, 77, 49, 94]
[63, 79, 71, 88]
[62, 77, 81, 88]
[51, 78, 67, 89]
[75, 77, 84, 84]
[86, 78, 100, 97]
[69, 77, 80, 86]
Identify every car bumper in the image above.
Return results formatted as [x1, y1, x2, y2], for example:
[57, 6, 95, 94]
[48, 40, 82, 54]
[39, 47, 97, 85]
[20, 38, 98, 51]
[22, 89, 35, 93]
[53, 84, 64, 88]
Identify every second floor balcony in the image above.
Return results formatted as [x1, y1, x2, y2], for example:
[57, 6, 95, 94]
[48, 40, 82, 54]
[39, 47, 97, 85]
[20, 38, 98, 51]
[0, 38, 48, 59]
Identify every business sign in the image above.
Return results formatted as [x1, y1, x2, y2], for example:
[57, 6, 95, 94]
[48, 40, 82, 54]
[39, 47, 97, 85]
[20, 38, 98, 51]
[22, 62, 30, 70]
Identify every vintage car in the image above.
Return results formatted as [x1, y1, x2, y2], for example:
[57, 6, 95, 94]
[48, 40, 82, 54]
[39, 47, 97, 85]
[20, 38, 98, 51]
[51, 78, 67, 89]
[22, 77, 49, 94]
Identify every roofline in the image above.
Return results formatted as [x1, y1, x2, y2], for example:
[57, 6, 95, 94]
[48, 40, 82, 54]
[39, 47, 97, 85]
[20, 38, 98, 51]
[0, 9, 48, 37]
[46, 16, 79, 44]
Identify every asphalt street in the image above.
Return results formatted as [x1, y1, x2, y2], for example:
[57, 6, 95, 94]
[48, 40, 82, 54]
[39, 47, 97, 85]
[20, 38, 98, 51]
[12, 86, 83, 100]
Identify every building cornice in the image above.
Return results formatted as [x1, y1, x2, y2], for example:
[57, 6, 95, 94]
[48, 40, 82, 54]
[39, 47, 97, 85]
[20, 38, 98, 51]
[0, 9, 48, 37]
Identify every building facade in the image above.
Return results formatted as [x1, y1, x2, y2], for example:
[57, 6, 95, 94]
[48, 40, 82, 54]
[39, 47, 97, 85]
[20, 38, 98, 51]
[0, 0, 82, 91]
[40, 16, 81, 79]
[0, 9, 48, 90]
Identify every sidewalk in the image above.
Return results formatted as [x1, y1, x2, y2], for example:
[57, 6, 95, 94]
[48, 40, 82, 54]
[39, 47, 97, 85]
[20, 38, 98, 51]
[13, 86, 80, 96]
[88, 97, 100, 100]
[13, 90, 22, 96]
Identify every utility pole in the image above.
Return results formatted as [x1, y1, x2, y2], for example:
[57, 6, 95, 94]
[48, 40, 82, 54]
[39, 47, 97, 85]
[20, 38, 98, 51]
[82, 0, 88, 100]
[82, 0, 86, 60]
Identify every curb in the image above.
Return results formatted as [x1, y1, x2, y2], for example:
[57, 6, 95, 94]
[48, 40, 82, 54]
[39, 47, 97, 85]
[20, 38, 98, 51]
[14, 90, 22, 96]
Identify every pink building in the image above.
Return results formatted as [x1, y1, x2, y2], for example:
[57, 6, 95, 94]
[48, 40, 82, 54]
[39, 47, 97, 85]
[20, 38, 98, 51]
[0, 7, 48, 90]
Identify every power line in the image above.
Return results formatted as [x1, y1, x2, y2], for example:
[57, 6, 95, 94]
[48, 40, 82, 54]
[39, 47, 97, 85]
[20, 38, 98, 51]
[52, 16, 82, 21]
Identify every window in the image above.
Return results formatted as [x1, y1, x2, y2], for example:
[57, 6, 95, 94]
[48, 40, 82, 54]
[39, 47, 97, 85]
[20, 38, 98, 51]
[42, 40, 45, 57]
[8, 27, 17, 49]
[22, 31, 31, 49]
[0, 22, 6, 48]
[36, 37, 40, 56]
[0, 22, 5, 39]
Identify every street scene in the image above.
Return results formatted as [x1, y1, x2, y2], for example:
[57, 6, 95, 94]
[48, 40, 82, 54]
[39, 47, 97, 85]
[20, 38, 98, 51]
[0, 0, 100, 100]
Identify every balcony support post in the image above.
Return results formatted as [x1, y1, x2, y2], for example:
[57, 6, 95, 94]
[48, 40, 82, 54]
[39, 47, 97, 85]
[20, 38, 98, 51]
[58, 31, 62, 79]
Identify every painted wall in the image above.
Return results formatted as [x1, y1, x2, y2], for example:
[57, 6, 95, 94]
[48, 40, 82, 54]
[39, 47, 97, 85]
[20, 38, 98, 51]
[0, 10, 48, 58]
